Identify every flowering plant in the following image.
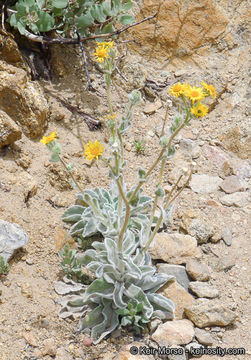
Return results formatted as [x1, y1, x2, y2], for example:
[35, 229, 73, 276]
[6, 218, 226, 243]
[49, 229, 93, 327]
[42, 42, 216, 343]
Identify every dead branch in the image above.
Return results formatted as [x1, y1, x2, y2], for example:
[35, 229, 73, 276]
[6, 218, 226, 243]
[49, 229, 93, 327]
[4, 11, 157, 45]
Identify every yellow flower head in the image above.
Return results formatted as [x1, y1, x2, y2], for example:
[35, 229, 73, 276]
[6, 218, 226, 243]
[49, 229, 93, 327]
[191, 102, 209, 118]
[100, 41, 114, 50]
[201, 81, 217, 98]
[181, 83, 191, 93]
[93, 45, 110, 63]
[186, 86, 205, 103]
[105, 113, 117, 121]
[40, 132, 56, 145]
[93, 41, 114, 63]
[169, 82, 183, 97]
[84, 140, 104, 161]
[169, 83, 191, 97]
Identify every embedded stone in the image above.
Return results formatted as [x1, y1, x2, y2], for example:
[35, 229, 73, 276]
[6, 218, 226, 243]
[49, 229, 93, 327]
[0, 61, 48, 138]
[0, 110, 22, 147]
[157, 263, 190, 290]
[152, 319, 194, 346]
[150, 233, 200, 264]
[194, 328, 213, 346]
[220, 175, 244, 193]
[220, 192, 250, 207]
[185, 298, 237, 327]
[186, 259, 210, 281]
[0, 219, 29, 262]
[190, 174, 222, 194]
[189, 282, 219, 298]
[159, 280, 195, 319]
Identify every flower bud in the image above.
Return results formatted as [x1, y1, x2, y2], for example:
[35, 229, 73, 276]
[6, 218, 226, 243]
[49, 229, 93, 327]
[128, 90, 141, 106]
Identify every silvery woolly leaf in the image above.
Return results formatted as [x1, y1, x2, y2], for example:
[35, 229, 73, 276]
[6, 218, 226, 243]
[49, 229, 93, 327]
[133, 248, 145, 266]
[137, 273, 174, 293]
[81, 249, 97, 265]
[62, 205, 85, 222]
[123, 256, 141, 280]
[91, 301, 119, 344]
[104, 238, 120, 267]
[124, 284, 153, 319]
[122, 230, 138, 255]
[70, 220, 86, 236]
[113, 281, 127, 308]
[86, 261, 102, 273]
[85, 278, 114, 299]
[83, 218, 98, 237]
[54, 281, 84, 295]
[138, 265, 155, 278]
[78, 305, 103, 331]
[92, 241, 105, 251]
[147, 293, 175, 317]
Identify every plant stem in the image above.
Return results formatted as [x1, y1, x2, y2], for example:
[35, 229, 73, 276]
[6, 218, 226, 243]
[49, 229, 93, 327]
[164, 174, 183, 207]
[145, 158, 166, 243]
[59, 157, 83, 193]
[107, 80, 113, 115]
[116, 178, 130, 252]
[143, 169, 192, 254]
[165, 170, 192, 209]
[128, 121, 186, 204]
[143, 213, 163, 254]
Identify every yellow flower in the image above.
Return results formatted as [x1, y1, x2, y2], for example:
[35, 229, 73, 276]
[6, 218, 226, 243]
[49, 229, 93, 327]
[181, 83, 191, 93]
[99, 41, 114, 49]
[201, 81, 217, 98]
[105, 113, 117, 120]
[190, 102, 209, 118]
[84, 140, 104, 161]
[93, 44, 110, 63]
[93, 41, 114, 63]
[168, 82, 184, 97]
[185, 86, 205, 103]
[40, 132, 56, 145]
[169, 83, 191, 97]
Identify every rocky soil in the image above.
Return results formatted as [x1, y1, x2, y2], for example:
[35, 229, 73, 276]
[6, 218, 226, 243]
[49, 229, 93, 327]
[0, 0, 250, 359]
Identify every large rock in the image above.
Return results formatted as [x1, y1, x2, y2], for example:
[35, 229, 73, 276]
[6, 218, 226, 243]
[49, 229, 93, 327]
[220, 175, 245, 193]
[157, 264, 190, 290]
[129, 0, 228, 60]
[186, 259, 210, 282]
[184, 299, 237, 327]
[0, 61, 48, 138]
[194, 328, 213, 346]
[0, 31, 25, 67]
[159, 280, 195, 320]
[152, 319, 194, 346]
[189, 282, 219, 299]
[220, 192, 250, 207]
[184, 218, 215, 244]
[190, 174, 222, 194]
[150, 233, 200, 264]
[0, 219, 29, 261]
[0, 109, 22, 147]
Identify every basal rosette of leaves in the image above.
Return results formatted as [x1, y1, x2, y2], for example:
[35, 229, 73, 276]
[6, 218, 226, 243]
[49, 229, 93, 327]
[58, 235, 175, 344]
[8, 0, 136, 36]
[62, 184, 153, 240]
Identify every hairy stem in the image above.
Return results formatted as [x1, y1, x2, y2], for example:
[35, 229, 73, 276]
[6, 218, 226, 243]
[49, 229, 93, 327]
[116, 178, 130, 252]
[59, 157, 83, 193]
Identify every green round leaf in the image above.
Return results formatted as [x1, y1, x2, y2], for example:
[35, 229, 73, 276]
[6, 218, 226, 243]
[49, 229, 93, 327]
[76, 13, 94, 29]
[119, 15, 135, 25]
[52, 0, 68, 9]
